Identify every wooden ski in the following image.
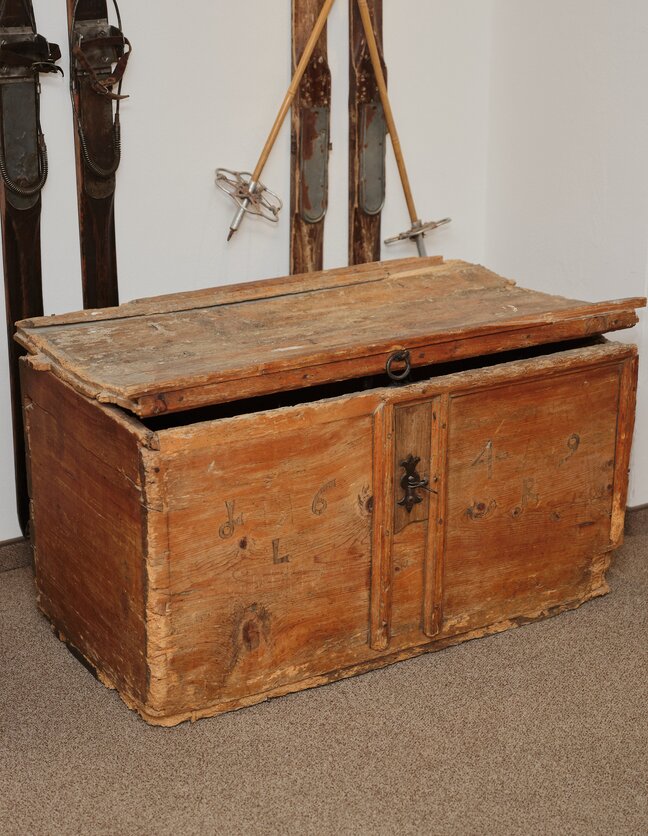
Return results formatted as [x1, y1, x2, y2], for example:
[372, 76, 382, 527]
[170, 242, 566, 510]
[67, 0, 130, 310]
[349, 0, 386, 265]
[289, 0, 331, 275]
[0, 0, 61, 533]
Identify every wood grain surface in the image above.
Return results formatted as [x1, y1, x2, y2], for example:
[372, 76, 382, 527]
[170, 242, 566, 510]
[15, 259, 645, 417]
[149, 395, 376, 715]
[290, 0, 331, 274]
[349, 0, 385, 264]
[21, 357, 151, 705]
[67, 0, 120, 309]
[22, 289, 641, 724]
[440, 363, 622, 637]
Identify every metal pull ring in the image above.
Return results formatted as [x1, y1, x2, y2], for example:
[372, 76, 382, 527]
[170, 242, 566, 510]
[386, 349, 411, 382]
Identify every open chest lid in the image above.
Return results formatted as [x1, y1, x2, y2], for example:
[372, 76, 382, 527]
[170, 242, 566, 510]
[16, 257, 646, 418]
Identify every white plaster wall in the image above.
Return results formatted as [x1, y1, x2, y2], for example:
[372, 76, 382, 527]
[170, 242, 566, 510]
[0, 1, 493, 538]
[484, 0, 648, 507]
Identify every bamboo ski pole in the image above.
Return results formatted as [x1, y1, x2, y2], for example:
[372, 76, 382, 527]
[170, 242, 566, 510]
[223, 0, 337, 240]
[355, 0, 415, 221]
[355, 0, 449, 256]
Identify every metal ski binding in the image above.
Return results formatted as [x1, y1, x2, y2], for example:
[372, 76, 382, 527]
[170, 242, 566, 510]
[0, 20, 62, 200]
[385, 217, 452, 257]
[215, 169, 283, 240]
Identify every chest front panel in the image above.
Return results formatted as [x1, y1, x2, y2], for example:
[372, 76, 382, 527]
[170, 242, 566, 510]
[439, 365, 620, 637]
[154, 399, 378, 712]
[141, 344, 635, 719]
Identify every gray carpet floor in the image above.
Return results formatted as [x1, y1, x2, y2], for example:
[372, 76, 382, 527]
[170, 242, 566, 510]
[1, 515, 647, 836]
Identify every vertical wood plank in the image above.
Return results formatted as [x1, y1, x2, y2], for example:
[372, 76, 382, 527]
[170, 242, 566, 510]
[370, 400, 394, 650]
[0, 192, 43, 534]
[610, 354, 639, 546]
[423, 394, 449, 637]
[21, 358, 149, 703]
[0, 2, 48, 532]
[290, 0, 331, 275]
[349, 0, 385, 265]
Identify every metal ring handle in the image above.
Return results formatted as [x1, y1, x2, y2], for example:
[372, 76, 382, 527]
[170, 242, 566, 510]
[386, 349, 411, 382]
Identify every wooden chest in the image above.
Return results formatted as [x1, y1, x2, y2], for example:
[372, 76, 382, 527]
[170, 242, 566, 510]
[16, 258, 645, 725]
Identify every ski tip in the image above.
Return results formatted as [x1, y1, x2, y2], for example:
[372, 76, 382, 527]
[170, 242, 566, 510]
[227, 229, 235, 242]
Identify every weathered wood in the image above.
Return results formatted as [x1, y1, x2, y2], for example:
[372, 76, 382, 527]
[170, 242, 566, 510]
[610, 355, 639, 546]
[370, 401, 394, 650]
[393, 402, 431, 534]
[21, 331, 641, 724]
[19, 254, 644, 724]
[0, 193, 42, 533]
[423, 394, 448, 637]
[440, 363, 622, 637]
[354, 0, 421, 239]
[14, 259, 646, 417]
[67, 0, 122, 309]
[21, 357, 151, 704]
[349, 0, 385, 264]
[290, 0, 331, 274]
[249, 0, 335, 187]
[18, 256, 441, 326]
[148, 398, 375, 716]
[0, 0, 54, 533]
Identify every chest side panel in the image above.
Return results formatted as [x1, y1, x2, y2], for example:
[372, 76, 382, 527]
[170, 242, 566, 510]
[440, 363, 622, 636]
[151, 397, 379, 715]
[20, 359, 149, 704]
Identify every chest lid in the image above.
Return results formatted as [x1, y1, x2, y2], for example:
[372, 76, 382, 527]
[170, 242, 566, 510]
[16, 257, 645, 418]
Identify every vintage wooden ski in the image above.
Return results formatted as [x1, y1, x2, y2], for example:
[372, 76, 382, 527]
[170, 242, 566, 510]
[217, 0, 336, 242]
[349, 0, 386, 265]
[67, 0, 130, 310]
[289, 0, 331, 275]
[355, 0, 450, 257]
[0, 0, 61, 533]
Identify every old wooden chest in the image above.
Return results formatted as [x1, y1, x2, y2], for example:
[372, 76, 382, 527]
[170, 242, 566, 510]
[16, 258, 645, 725]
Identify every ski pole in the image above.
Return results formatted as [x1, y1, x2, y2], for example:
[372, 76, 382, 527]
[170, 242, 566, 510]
[218, 0, 337, 240]
[355, 0, 449, 256]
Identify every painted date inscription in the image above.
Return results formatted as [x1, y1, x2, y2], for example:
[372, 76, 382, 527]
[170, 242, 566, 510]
[312, 479, 337, 516]
[219, 500, 244, 540]
[560, 433, 581, 465]
[272, 539, 290, 565]
[472, 440, 510, 480]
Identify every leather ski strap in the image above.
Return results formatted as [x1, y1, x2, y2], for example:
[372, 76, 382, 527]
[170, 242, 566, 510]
[0, 0, 61, 533]
[72, 30, 131, 101]
[0, 20, 61, 198]
[67, 0, 130, 310]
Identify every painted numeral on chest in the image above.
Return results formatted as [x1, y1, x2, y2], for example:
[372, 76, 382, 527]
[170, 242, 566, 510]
[312, 479, 337, 516]
[272, 538, 290, 564]
[472, 440, 494, 479]
[560, 433, 581, 464]
[511, 478, 540, 518]
[219, 500, 244, 540]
